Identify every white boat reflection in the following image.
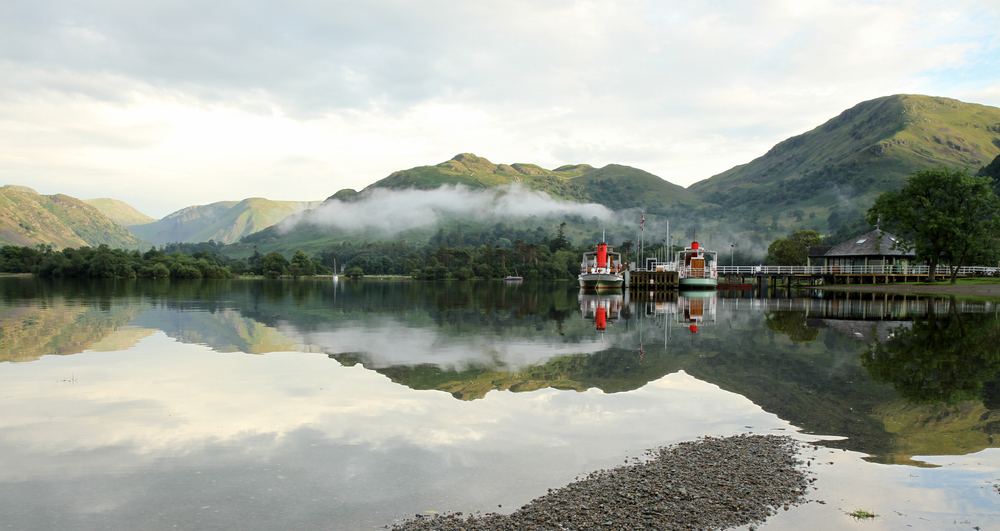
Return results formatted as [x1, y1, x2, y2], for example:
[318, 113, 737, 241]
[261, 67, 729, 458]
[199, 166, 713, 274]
[676, 290, 718, 334]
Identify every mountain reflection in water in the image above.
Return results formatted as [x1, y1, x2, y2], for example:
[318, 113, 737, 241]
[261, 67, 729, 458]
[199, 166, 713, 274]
[3, 278, 1000, 530]
[3, 280, 1000, 462]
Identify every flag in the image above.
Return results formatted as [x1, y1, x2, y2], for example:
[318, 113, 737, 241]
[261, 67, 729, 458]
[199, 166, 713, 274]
[640, 213, 645, 231]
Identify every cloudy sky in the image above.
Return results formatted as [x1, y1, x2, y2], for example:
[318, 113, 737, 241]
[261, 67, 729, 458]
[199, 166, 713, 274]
[1, 0, 998, 218]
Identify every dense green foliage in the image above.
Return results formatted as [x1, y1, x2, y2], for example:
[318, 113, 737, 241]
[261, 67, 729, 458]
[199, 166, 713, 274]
[766, 230, 822, 266]
[0, 244, 328, 280]
[302, 225, 627, 280]
[979, 153, 1000, 196]
[866, 167, 1000, 282]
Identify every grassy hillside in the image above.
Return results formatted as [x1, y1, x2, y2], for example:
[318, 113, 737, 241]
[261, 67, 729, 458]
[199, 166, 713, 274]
[687, 95, 1000, 236]
[0, 185, 150, 249]
[129, 198, 323, 245]
[370, 153, 593, 199]
[365, 153, 705, 210]
[83, 198, 157, 226]
[231, 154, 706, 255]
[572, 164, 702, 211]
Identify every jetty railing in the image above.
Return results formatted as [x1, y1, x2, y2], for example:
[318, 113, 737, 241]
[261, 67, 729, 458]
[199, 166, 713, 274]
[715, 265, 1000, 277]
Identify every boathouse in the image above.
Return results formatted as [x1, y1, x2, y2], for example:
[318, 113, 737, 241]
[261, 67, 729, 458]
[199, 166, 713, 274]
[809, 230, 915, 269]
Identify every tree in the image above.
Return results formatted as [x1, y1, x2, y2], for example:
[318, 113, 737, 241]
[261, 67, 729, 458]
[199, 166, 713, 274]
[766, 230, 821, 266]
[866, 167, 1000, 283]
[248, 247, 264, 275]
[288, 249, 316, 278]
[345, 266, 364, 279]
[261, 251, 289, 279]
[549, 222, 571, 252]
[618, 240, 634, 264]
[978, 153, 1000, 196]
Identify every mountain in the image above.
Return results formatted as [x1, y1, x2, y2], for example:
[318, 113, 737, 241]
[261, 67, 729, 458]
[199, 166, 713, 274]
[688, 94, 1000, 234]
[0, 185, 150, 249]
[231, 154, 705, 255]
[128, 198, 323, 246]
[364, 153, 705, 210]
[82, 198, 157, 227]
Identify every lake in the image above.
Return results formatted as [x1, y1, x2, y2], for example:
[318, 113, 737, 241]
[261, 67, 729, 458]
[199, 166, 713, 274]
[1, 277, 999, 531]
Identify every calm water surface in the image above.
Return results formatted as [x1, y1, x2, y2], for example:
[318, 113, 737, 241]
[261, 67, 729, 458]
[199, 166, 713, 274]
[1, 278, 999, 531]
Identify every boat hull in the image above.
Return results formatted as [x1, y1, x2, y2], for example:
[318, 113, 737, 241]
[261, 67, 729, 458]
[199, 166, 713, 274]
[679, 277, 718, 289]
[579, 273, 624, 290]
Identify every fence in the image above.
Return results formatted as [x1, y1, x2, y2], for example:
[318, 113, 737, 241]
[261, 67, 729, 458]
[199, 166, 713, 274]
[714, 265, 1000, 277]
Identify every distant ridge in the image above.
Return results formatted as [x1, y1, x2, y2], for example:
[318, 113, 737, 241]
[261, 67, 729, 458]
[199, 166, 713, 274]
[350, 153, 705, 211]
[83, 198, 157, 227]
[128, 198, 323, 245]
[0, 185, 150, 249]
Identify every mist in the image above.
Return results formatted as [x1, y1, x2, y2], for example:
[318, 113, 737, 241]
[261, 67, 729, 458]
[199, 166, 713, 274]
[279, 184, 616, 235]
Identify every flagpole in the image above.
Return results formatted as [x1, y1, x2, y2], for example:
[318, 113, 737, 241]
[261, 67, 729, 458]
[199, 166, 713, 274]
[640, 211, 645, 270]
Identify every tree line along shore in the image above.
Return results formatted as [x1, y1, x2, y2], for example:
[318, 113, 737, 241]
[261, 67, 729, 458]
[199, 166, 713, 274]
[3, 168, 999, 283]
[0, 223, 593, 281]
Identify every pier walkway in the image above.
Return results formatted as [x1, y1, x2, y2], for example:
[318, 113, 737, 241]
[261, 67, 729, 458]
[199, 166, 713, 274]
[716, 264, 999, 288]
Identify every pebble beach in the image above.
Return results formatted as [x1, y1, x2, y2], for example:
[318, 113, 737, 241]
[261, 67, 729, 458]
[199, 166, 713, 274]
[391, 434, 812, 531]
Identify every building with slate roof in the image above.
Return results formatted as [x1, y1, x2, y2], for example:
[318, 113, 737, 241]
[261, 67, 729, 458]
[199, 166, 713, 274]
[808, 230, 916, 268]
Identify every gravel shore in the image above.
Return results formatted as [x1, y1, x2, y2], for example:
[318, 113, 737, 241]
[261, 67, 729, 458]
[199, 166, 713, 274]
[391, 434, 811, 531]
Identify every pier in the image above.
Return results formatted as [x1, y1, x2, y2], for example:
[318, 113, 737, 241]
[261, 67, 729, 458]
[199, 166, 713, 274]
[624, 264, 998, 294]
[717, 264, 999, 294]
[625, 269, 679, 292]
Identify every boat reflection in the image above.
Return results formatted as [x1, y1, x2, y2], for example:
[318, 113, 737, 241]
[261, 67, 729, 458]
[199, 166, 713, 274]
[578, 290, 625, 333]
[676, 291, 717, 334]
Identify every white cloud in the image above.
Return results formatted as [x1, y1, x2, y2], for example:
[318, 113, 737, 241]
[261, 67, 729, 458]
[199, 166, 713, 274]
[284, 184, 616, 236]
[0, 0, 998, 217]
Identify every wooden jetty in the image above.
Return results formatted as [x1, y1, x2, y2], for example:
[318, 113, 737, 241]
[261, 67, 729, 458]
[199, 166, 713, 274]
[717, 265, 999, 294]
[623, 264, 998, 294]
[625, 269, 679, 292]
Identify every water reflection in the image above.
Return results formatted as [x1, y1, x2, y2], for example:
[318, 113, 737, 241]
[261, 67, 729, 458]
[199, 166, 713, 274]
[2, 278, 1000, 529]
[3, 278, 1000, 466]
[865, 299, 1000, 405]
[578, 290, 624, 333]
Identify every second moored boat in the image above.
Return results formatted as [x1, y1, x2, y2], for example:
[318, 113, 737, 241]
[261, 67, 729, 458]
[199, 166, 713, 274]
[676, 240, 718, 289]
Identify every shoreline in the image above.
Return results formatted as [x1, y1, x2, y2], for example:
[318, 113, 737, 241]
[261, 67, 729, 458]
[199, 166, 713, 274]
[391, 434, 810, 531]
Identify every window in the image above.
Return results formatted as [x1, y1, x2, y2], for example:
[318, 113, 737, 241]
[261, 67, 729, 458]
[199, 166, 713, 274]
[856, 238, 867, 244]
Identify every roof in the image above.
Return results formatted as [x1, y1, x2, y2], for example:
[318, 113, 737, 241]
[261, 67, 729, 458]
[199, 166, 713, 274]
[808, 245, 832, 258]
[823, 230, 914, 258]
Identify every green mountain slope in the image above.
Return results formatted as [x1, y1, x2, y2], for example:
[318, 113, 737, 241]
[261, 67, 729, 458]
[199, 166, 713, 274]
[365, 153, 704, 210]
[0, 185, 150, 249]
[129, 198, 323, 245]
[233, 154, 703, 255]
[82, 198, 157, 227]
[572, 164, 701, 210]
[689, 94, 1000, 234]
